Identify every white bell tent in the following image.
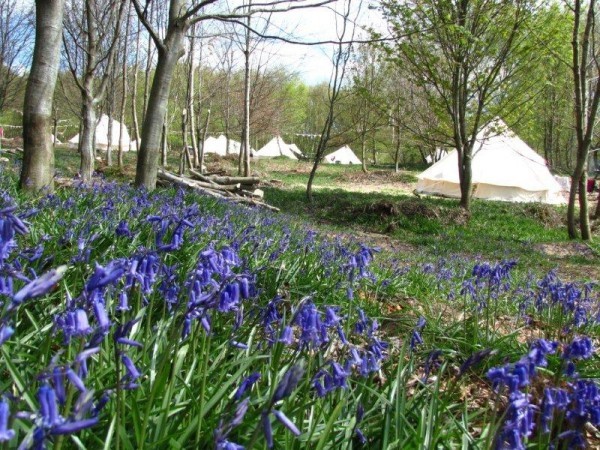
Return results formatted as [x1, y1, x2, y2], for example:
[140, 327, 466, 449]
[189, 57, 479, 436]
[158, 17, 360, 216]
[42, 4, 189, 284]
[202, 135, 256, 156]
[68, 115, 133, 151]
[256, 136, 298, 159]
[289, 143, 304, 158]
[324, 146, 361, 165]
[416, 119, 566, 204]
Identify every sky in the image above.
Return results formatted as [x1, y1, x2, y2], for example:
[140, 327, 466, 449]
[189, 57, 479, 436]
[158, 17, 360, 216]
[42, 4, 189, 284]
[15, 0, 387, 85]
[255, 1, 386, 85]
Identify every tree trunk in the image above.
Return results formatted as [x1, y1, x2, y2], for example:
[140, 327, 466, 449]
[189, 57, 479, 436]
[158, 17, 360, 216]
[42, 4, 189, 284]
[361, 134, 367, 173]
[79, 97, 96, 182]
[135, 28, 186, 190]
[187, 24, 198, 167]
[20, 0, 66, 192]
[458, 149, 472, 210]
[131, 16, 141, 149]
[199, 108, 210, 174]
[578, 172, 590, 240]
[118, 2, 131, 168]
[394, 125, 401, 173]
[142, 1, 153, 123]
[239, 9, 251, 176]
[161, 120, 167, 167]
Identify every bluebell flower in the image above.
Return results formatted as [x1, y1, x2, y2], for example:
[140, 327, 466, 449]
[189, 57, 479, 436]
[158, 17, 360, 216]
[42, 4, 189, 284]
[50, 417, 99, 435]
[272, 410, 301, 436]
[66, 369, 87, 392]
[261, 411, 273, 448]
[459, 349, 494, 376]
[121, 355, 141, 382]
[0, 400, 15, 442]
[115, 220, 132, 237]
[563, 336, 593, 360]
[0, 325, 14, 346]
[12, 265, 67, 305]
[273, 364, 304, 403]
[234, 373, 261, 401]
[86, 261, 126, 292]
[409, 317, 426, 351]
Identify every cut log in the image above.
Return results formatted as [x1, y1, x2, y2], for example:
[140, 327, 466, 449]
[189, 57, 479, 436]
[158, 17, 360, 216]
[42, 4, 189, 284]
[189, 169, 259, 186]
[158, 170, 224, 198]
[158, 170, 279, 212]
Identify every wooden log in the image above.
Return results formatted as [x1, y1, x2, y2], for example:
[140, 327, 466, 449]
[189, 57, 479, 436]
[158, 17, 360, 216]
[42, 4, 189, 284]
[159, 170, 279, 212]
[158, 170, 224, 198]
[192, 179, 241, 191]
[189, 169, 259, 186]
[232, 196, 280, 212]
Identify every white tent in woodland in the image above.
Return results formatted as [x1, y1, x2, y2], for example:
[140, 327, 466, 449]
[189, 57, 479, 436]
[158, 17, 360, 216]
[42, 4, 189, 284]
[256, 136, 298, 159]
[324, 145, 361, 165]
[416, 119, 566, 204]
[202, 135, 256, 156]
[68, 115, 133, 151]
[289, 143, 304, 158]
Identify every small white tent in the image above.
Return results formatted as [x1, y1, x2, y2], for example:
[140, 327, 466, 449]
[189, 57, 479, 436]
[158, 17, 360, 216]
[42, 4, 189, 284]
[68, 115, 133, 151]
[324, 146, 361, 165]
[202, 135, 255, 156]
[289, 143, 304, 158]
[416, 119, 566, 204]
[425, 148, 448, 164]
[256, 136, 298, 159]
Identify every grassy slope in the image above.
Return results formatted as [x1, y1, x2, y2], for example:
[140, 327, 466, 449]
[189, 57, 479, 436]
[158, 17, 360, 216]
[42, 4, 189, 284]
[45, 147, 600, 274]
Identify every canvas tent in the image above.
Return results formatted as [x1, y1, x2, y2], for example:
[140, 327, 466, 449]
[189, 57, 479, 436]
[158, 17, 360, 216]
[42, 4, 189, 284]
[425, 148, 448, 164]
[416, 119, 566, 204]
[68, 115, 133, 151]
[289, 143, 304, 158]
[324, 146, 361, 165]
[256, 136, 298, 159]
[202, 135, 256, 156]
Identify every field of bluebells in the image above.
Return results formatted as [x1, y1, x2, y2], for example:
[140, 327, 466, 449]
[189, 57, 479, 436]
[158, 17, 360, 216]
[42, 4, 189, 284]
[0, 169, 599, 449]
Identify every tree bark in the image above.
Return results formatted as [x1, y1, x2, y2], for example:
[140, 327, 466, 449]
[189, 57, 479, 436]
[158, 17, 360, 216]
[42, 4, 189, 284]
[79, 97, 96, 181]
[131, 16, 141, 149]
[134, 27, 186, 189]
[118, 1, 131, 168]
[239, 2, 251, 177]
[199, 108, 210, 173]
[20, 0, 65, 192]
[187, 23, 198, 167]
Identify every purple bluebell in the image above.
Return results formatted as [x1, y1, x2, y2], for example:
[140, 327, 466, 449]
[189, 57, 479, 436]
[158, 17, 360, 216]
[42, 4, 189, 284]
[273, 410, 301, 436]
[92, 295, 110, 331]
[216, 439, 245, 450]
[273, 364, 304, 402]
[563, 336, 593, 360]
[52, 367, 66, 404]
[121, 355, 141, 382]
[66, 368, 87, 392]
[459, 349, 495, 376]
[12, 265, 67, 305]
[0, 400, 15, 442]
[114, 319, 142, 348]
[234, 373, 261, 400]
[115, 220, 132, 237]
[0, 325, 14, 346]
[261, 411, 273, 448]
[38, 385, 62, 428]
[50, 417, 99, 435]
[86, 261, 126, 292]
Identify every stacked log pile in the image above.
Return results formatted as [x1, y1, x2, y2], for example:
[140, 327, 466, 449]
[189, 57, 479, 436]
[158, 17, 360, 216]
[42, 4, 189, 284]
[157, 169, 279, 212]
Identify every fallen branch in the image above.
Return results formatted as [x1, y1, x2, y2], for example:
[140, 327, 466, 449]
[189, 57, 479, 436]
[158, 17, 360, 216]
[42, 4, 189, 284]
[189, 169, 259, 186]
[158, 170, 279, 212]
[158, 170, 224, 198]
